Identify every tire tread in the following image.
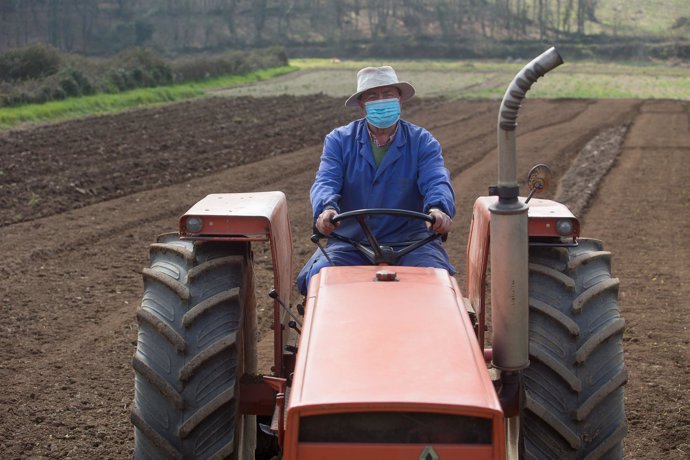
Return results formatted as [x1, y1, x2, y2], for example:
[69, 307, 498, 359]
[523, 238, 627, 459]
[133, 237, 253, 459]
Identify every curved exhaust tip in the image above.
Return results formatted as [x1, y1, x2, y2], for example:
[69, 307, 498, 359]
[499, 47, 564, 132]
[496, 47, 564, 197]
[538, 46, 565, 73]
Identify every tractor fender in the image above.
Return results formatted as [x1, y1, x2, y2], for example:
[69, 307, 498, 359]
[178, 191, 293, 376]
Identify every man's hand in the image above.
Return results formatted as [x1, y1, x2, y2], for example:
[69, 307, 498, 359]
[316, 208, 339, 235]
[427, 208, 452, 234]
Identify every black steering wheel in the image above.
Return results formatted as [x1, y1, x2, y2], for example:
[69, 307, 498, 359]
[313, 208, 441, 266]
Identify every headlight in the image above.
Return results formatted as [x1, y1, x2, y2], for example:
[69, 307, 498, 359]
[556, 218, 574, 236]
[185, 216, 204, 233]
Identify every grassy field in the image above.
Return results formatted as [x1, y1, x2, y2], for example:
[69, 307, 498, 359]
[1, 57, 688, 130]
[0, 66, 296, 129]
[220, 58, 690, 101]
[594, 0, 690, 37]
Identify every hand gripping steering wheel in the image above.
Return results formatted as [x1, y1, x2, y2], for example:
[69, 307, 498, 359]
[314, 208, 441, 266]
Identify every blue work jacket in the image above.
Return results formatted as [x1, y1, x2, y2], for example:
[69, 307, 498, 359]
[310, 118, 455, 245]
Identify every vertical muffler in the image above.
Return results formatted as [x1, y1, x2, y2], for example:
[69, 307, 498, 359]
[490, 48, 563, 379]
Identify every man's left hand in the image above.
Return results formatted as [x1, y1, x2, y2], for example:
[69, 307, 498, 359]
[427, 208, 452, 234]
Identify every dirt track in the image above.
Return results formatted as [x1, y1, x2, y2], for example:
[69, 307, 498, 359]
[0, 95, 688, 459]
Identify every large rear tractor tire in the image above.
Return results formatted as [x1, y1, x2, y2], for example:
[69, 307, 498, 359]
[523, 238, 627, 459]
[131, 233, 257, 459]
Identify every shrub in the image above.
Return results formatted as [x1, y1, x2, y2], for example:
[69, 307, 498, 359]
[51, 85, 66, 101]
[671, 17, 689, 30]
[108, 67, 133, 91]
[108, 48, 173, 90]
[0, 44, 61, 82]
[170, 47, 288, 82]
[36, 86, 53, 104]
[60, 75, 80, 97]
[0, 46, 287, 107]
[56, 68, 95, 97]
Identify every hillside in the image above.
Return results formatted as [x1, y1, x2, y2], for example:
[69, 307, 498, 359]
[0, 0, 687, 59]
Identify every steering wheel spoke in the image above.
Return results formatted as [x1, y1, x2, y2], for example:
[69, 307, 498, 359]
[394, 233, 441, 259]
[355, 215, 386, 261]
[321, 208, 441, 265]
[329, 231, 377, 263]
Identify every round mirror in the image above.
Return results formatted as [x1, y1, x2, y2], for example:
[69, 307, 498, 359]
[526, 164, 552, 202]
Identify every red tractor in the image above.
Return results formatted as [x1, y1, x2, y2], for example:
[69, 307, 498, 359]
[131, 48, 627, 459]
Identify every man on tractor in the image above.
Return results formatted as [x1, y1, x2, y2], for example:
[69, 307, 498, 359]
[297, 65, 456, 295]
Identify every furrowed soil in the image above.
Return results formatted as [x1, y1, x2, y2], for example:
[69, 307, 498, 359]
[0, 95, 688, 459]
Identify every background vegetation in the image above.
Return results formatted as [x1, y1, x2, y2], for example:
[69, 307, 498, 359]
[0, 45, 288, 107]
[2, 54, 688, 130]
[221, 58, 690, 101]
[0, 1, 687, 129]
[0, 1, 688, 59]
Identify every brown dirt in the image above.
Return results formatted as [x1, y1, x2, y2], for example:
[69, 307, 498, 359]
[0, 95, 687, 459]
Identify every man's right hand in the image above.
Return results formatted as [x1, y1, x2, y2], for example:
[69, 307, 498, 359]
[427, 208, 452, 234]
[316, 208, 339, 235]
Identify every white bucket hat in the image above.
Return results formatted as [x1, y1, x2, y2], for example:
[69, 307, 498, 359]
[344, 66, 416, 107]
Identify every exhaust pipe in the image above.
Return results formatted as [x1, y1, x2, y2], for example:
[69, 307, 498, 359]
[491, 47, 563, 376]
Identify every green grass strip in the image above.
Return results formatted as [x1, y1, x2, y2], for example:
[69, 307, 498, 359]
[0, 65, 297, 130]
[289, 58, 690, 101]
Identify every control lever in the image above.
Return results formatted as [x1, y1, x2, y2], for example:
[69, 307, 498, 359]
[288, 320, 302, 335]
[268, 288, 302, 329]
[310, 234, 335, 266]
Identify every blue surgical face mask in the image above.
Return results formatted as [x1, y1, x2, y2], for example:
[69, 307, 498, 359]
[365, 98, 400, 128]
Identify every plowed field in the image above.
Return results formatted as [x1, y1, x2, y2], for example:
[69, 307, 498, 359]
[0, 95, 688, 459]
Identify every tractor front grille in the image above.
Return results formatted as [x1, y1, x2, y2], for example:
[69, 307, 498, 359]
[298, 411, 492, 444]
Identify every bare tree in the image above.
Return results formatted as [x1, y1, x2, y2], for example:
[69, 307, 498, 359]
[253, 0, 268, 44]
[73, 0, 99, 53]
[222, 0, 239, 43]
[562, 0, 574, 33]
[576, 0, 585, 34]
[537, 0, 546, 39]
[366, 0, 394, 38]
[399, 0, 425, 37]
[0, 0, 606, 56]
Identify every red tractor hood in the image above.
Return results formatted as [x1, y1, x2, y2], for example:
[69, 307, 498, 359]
[289, 265, 502, 418]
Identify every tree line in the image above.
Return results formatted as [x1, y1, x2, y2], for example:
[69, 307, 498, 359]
[0, 0, 603, 56]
